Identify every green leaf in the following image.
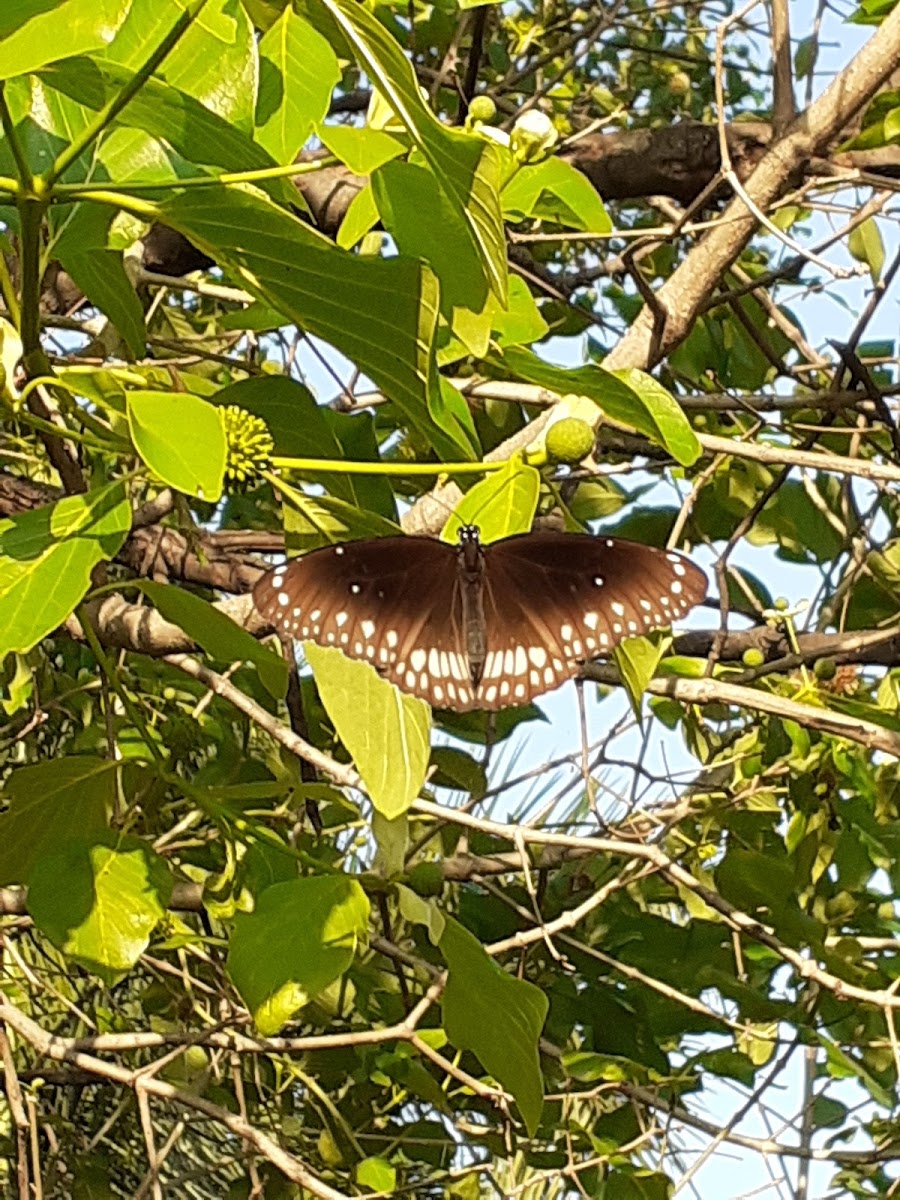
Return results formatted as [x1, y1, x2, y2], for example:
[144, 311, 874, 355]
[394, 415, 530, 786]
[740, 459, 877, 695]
[28, 835, 172, 984]
[0, 481, 131, 656]
[612, 369, 702, 465]
[315, 0, 507, 301]
[496, 347, 700, 465]
[319, 125, 406, 175]
[53, 202, 145, 357]
[502, 157, 611, 232]
[397, 884, 446, 944]
[613, 631, 671, 722]
[0, 758, 115, 886]
[440, 917, 548, 1135]
[127, 389, 226, 500]
[138, 581, 288, 700]
[0, 0, 130, 79]
[39, 58, 297, 205]
[356, 1157, 396, 1192]
[106, 0, 257, 128]
[374, 159, 491, 337]
[156, 186, 466, 456]
[442, 458, 540, 544]
[818, 1033, 893, 1108]
[336, 182, 381, 251]
[429, 746, 487, 798]
[283, 494, 401, 554]
[257, 9, 340, 163]
[305, 643, 431, 820]
[372, 811, 409, 877]
[227, 875, 370, 1034]
[492, 276, 549, 348]
[848, 217, 885, 283]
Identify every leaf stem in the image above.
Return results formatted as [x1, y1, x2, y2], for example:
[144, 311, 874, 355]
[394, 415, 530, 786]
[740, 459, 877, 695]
[269, 456, 520, 477]
[53, 157, 330, 200]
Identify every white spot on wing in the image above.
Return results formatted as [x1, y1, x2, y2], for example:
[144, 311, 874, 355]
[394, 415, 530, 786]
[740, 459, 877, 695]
[611, 601, 625, 617]
[671, 581, 683, 595]
[528, 646, 547, 668]
[361, 619, 375, 639]
[411, 648, 427, 672]
[335, 611, 348, 628]
[278, 592, 290, 608]
[584, 612, 598, 630]
[386, 630, 398, 648]
[560, 623, 573, 641]
[513, 647, 528, 676]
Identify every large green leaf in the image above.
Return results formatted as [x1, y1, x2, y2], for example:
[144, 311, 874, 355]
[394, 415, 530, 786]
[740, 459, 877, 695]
[139, 582, 288, 699]
[373, 159, 491, 343]
[0, 0, 130, 79]
[305, 643, 430, 820]
[227, 875, 370, 1034]
[498, 347, 701, 466]
[28, 834, 172, 985]
[315, 0, 507, 301]
[440, 917, 548, 1135]
[156, 186, 468, 456]
[105, 0, 257, 128]
[256, 8, 340, 162]
[39, 57, 297, 205]
[53, 203, 145, 357]
[0, 758, 115, 886]
[502, 156, 612, 232]
[127, 388, 226, 500]
[0, 481, 131, 656]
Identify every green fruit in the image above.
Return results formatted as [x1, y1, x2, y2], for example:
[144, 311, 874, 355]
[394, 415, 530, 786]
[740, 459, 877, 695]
[774, 597, 789, 611]
[814, 657, 837, 681]
[406, 861, 444, 898]
[742, 647, 765, 668]
[545, 417, 595, 464]
[468, 95, 497, 123]
[668, 71, 692, 97]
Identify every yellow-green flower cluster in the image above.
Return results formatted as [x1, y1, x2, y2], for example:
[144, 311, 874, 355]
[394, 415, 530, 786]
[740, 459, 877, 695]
[222, 405, 274, 489]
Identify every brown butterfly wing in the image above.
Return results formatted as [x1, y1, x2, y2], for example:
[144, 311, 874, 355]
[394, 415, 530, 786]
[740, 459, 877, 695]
[253, 537, 478, 709]
[473, 533, 707, 708]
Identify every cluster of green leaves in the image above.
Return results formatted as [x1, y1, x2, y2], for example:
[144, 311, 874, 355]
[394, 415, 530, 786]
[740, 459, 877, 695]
[1, 0, 900, 1196]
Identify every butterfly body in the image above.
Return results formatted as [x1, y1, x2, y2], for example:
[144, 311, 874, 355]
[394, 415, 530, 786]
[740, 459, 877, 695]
[253, 526, 707, 711]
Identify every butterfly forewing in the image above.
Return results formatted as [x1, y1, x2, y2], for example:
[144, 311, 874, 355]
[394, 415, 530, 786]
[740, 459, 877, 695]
[253, 529, 707, 713]
[471, 533, 706, 709]
[252, 537, 476, 708]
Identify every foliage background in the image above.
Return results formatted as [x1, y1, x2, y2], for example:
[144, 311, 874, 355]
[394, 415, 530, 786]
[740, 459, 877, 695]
[2, 0, 900, 1196]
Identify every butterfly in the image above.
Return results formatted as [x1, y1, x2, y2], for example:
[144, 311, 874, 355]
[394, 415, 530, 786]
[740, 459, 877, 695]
[253, 526, 707, 711]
